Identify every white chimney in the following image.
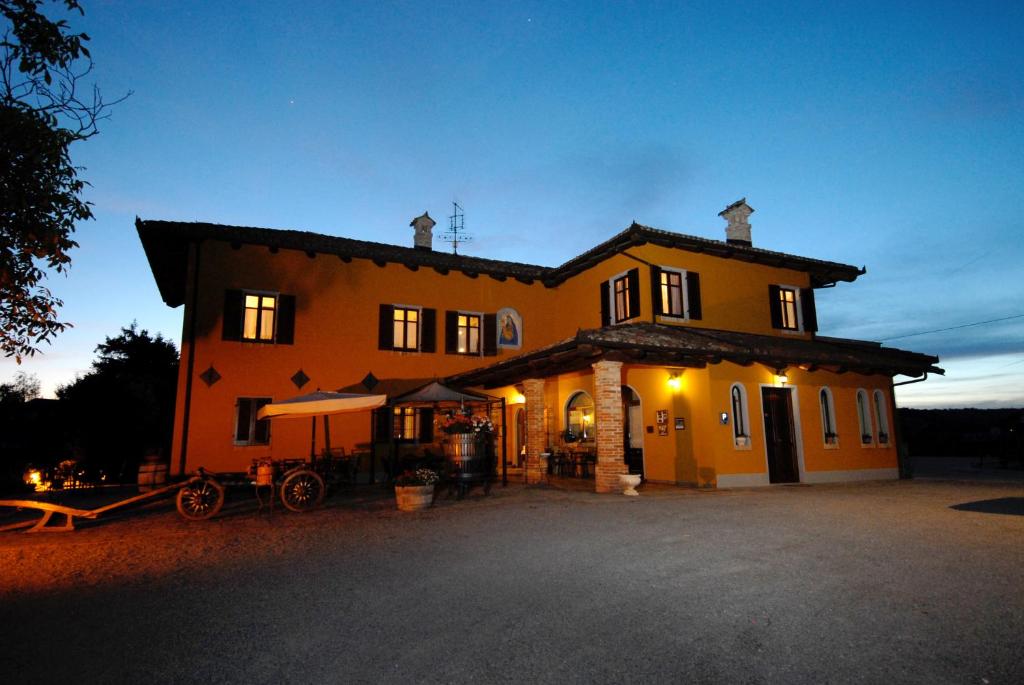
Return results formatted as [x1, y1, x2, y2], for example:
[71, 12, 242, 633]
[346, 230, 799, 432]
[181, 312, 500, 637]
[410, 212, 435, 250]
[719, 198, 754, 246]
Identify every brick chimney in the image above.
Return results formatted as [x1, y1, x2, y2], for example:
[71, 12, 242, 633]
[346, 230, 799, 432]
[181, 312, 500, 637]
[410, 212, 435, 251]
[719, 199, 754, 246]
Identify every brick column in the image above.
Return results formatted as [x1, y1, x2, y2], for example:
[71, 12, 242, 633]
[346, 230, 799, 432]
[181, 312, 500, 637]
[523, 378, 547, 484]
[593, 360, 626, 493]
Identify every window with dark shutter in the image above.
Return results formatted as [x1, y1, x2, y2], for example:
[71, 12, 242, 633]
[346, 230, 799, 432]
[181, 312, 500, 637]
[626, 268, 641, 320]
[418, 408, 434, 443]
[420, 308, 437, 352]
[483, 313, 498, 356]
[600, 281, 611, 327]
[800, 288, 817, 333]
[768, 285, 783, 329]
[378, 304, 395, 350]
[444, 311, 458, 354]
[223, 289, 243, 341]
[686, 272, 702, 320]
[277, 295, 295, 344]
[650, 265, 663, 316]
[235, 397, 272, 445]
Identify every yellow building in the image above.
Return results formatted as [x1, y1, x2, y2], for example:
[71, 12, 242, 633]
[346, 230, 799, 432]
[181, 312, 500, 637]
[137, 200, 941, 491]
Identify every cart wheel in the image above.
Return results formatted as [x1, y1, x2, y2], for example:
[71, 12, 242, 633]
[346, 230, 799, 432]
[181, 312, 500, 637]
[176, 477, 225, 521]
[280, 470, 325, 513]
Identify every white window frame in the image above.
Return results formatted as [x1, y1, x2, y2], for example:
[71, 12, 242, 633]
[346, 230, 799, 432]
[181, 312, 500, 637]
[241, 290, 278, 342]
[776, 284, 803, 333]
[392, 304, 421, 352]
[730, 383, 751, 449]
[658, 267, 689, 320]
[856, 388, 874, 447]
[607, 270, 634, 324]
[456, 311, 483, 356]
[873, 389, 891, 446]
[234, 397, 272, 446]
[819, 386, 839, 448]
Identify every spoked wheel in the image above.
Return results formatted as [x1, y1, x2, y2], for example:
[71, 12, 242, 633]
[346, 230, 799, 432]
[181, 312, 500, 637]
[176, 477, 225, 521]
[280, 469, 325, 513]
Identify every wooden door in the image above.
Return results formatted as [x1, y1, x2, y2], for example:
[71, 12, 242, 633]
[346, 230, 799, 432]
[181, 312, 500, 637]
[762, 388, 799, 483]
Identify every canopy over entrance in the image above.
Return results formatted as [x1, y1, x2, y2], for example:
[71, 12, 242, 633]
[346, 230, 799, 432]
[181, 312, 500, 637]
[256, 391, 387, 420]
[391, 381, 494, 406]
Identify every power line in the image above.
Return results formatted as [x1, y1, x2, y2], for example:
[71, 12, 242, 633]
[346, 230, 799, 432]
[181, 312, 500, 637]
[880, 313, 1024, 342]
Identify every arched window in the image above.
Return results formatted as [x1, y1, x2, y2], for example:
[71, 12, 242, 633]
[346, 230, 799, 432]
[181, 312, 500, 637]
[873, 389, 890, 445]
[730, 383, 749, 446]
[565, 392, 594, 441]
[820, 387, 837, 445]
[856, 389, 874, 445]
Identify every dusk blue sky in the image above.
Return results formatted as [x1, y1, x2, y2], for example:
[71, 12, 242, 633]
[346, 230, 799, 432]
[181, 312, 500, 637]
[3, 0, 1022, 408]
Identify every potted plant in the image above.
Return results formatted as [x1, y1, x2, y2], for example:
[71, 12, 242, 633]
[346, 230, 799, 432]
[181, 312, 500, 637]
[394, 468, 440, 512]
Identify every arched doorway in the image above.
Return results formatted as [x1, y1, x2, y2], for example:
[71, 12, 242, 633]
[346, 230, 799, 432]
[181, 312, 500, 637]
[622, 385, 644, 476]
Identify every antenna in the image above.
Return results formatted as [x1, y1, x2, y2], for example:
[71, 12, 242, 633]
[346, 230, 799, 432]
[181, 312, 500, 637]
[443, 201, 472, 254]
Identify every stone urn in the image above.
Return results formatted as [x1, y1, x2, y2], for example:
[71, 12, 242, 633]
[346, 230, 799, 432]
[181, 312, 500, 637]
[394, 484, 435, 512]
[619, 474, 642, 496]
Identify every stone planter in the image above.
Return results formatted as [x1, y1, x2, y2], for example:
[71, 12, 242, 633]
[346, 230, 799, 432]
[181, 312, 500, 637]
[394, 484, 435, 512]
[619, 473, 642, 496]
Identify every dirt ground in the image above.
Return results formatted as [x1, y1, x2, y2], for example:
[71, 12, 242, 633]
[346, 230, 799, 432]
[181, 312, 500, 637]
[1, 477, 1022, 684]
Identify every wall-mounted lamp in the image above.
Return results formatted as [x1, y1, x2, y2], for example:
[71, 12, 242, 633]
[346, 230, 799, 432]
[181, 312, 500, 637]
[667, 370, 683, 391]
[775, 369, 789, 386]
[513, 392, 526, 404]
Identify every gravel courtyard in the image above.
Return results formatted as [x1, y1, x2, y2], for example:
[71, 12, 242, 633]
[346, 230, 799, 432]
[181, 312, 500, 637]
[2, 478, 1022, 684]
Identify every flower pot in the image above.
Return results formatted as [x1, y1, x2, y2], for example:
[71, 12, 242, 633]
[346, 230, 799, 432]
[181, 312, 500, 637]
[395, 484, 435, 512]
[619, 473, 642, 496]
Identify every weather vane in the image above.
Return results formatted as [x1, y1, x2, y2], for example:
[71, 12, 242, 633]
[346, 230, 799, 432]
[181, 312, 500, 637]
[442, 201, 471, 254]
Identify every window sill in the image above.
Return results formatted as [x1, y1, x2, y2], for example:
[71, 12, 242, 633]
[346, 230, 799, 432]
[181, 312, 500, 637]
[733, 436, 752, 450]
[824, 442, 840, 450]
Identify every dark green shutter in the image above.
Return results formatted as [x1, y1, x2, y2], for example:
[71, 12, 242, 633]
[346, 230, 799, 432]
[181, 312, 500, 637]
[444, 311, 458, 354]
[418, 408, 434, 443]
[276, 295, 295, 344]
[483, 313, 498, 356]
[626, 268, 641, 320]
[420, 308, 436, 352]
[253, 398, 271, 443]
[600, 281, 610, 327]
[801, 288, 818, 333]
[686, 272, 702, 320]
[650, 266, 663, 316]
[768, 285, 783, 329]
[378, 304, 394, 350]
[234, 398, 250, 442]
[374, 408, 392, 442]
[222, 290, 243, 341]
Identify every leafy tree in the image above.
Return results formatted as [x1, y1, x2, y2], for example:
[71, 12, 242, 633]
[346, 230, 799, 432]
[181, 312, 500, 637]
[58, 323, 178, 478]
[1, 1, 127, 362]
[0, 369, 39, 403]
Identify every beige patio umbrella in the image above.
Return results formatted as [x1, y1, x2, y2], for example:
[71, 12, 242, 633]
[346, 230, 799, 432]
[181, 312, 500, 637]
[257, 391, 388, 459]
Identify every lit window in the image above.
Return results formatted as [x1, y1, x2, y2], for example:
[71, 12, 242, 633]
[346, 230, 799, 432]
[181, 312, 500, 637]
[243, 293, 276, 341]
[393, 307, 419, 351]
[856, 389, 874, 445]
[565, 392, 595, 441]
[394, 407, 417, 440]
[660, 270, 684, 317]
[873, 390, 890, 445]
[730, 383, 749, 446]
[820, 387, 838, 445]
[235, 397, 271, 445]
[613, 274, 632, 322]
[778, 288, 799, 330]
[457, 314, 481, 354]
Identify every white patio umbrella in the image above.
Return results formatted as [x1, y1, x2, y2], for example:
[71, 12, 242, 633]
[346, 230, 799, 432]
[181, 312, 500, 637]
[257, 391, 388, 459]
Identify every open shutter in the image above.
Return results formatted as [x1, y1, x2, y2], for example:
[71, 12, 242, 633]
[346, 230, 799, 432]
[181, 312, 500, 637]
[418, 408, 434, 443]
[686, 272, 702, 320]
[600, 281, 611, 327]
[253, 398, 272, 443]
[444, 311, 458, 354]
[626, 268, 641, 320]
[378, 304, 394, 350]
[373, 408, 392, 442]
[650, 266, 663, 316]
[768, 285, 783, 329]
[483, 313, 498, 356]
[276, 295, 295, 344]
[234, 398, 250, 442]
[420, 308, 436, 352]
[222, 289, 243, 341]
[801, 288, 818, 333]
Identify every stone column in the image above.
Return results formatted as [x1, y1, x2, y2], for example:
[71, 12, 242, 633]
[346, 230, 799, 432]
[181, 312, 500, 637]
[593, 360, 626, 493]
[523, 378, 547, 484]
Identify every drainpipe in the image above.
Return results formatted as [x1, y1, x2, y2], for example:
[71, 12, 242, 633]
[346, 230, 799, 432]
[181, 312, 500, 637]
[178, 240, 202, 476]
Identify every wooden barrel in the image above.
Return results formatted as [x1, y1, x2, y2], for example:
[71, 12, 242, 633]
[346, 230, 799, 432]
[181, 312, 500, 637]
[394, 485, 435, 512]
[138, 456, 168, 492]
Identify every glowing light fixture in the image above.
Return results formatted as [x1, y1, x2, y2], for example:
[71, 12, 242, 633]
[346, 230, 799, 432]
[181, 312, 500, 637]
[513, 392, 526, 404]
[667, 370, 683, 390]
[775, 369, 789, 386]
